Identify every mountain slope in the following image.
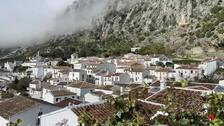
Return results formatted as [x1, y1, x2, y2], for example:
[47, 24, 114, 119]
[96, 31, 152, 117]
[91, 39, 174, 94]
[1, 0, 224, 61]
[98, 0, 224, 53]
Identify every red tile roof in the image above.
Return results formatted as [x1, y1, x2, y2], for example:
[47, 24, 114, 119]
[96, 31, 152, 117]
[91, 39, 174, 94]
[176, 65, 200, 70]
[95, 85, 113, 91]
[67, 81, 96, 89]
[50, 90, 76, 97]
[136, 100, 161, 116]
[0, 96, 40, 119]
[72, 103, 113, 123]
[155, 68, 175, 73]
[56, 98, 82, 108]
[147, 88, 205, 111]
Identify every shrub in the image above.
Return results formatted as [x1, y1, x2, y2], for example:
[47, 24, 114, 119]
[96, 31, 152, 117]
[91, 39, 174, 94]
[211, 6, 223, 14]
[9, 77, 32, 92]
[138, 43, 165, 55]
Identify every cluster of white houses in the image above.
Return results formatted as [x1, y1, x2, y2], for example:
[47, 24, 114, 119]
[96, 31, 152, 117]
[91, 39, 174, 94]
[0, 52, 224, 126]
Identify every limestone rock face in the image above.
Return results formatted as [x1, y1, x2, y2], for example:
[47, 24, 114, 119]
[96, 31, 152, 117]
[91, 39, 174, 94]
[93, 0, 223, 53]
[2, 0, 224, 58]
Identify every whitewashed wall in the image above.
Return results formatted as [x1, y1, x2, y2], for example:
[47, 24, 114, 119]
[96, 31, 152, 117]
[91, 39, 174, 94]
[9, 104, 59, 126]
[41, 108, 79, 126]
[0, 116, 9, 126]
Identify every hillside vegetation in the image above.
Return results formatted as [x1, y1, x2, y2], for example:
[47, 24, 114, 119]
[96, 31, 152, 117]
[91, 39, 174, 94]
[1, 0, 224, 60]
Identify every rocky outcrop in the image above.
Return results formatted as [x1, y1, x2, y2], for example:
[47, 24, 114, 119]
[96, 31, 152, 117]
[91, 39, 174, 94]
[2, 0, 224, 59]
[95, 0, 224, 54]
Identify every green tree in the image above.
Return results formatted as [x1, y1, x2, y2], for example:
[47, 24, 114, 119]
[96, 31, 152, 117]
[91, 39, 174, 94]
[9, 77, 31, 92]
[156, 62, 165, 68]
[165, 62, 174, 68]
[138, 43, 165, 55]
[79, 96, 147, 126]
[7, 119, 23, 126]
[180, 80, 189, 87]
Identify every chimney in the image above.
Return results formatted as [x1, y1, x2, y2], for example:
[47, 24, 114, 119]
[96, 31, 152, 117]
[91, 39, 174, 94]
[68, 102, 72, 107]
[219, 80, 224, 86]
[160, 78, 167, 90]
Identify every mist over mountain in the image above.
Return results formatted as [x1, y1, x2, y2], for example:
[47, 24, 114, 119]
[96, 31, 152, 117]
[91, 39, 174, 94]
[0, 0, 110, 47]
[0, 0, 75, 47]
[1, 0, 224, 59]
[46, 0, 224, 54]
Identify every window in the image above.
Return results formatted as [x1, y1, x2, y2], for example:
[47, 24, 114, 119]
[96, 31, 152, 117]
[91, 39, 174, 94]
[56, 98, 61, 102]
[72, 96, 75, 99]
[180, 73, 183, 77]
[65, 97, 68, 99]
[191, 70, 193, 74]
[82, 74, 85, 81]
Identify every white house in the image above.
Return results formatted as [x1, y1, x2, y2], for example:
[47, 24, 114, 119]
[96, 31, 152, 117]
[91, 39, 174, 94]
[32, 66, 45, 79]
[131, 47, 141, 53]
[116, 67, 127, 73]
[102, 74, 113, 86]
[45, 58, 63, 67]
[84, 91, 106, 103]
[144, 75, 157, 84]
[175, 65, 203, 81]
[152, 55, 172, 65]
[47, 78, 62, 85]
[42, 90, 77, 104]
[125, 63, 145, 84]
[40, 103, 112, 126]
[4, 62, 15, 72]
[111, 73, 131, 84]
[70, 53, 79, 64]
[0, 96, 59, 126]
[95, 85, 114, 95]
[94, 71, 130, 86]
[54, 70, 70, 82]
[73, 61, 86, 70]
[51, 66, 72, 79]
[97, 63, 116, 73]
[154, 68, 176, 80]
[143, 59, 152, 68]
[66, 81, 95, 100]
[94, 71, 109, 86]
[27, 80, 42, 99]
[22, 61, 45, 68]
[69, 69, 87, 82]
[199, 58, 218, 76]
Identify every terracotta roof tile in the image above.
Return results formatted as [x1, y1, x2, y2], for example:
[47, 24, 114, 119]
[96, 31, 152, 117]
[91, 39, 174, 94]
[67, 81, 96, 89]
[91, 91, 106, 97]
[50, 90, 76, 97]
[0, 96, 40, 119]
[56, 98, 82, 108]
[135, 100, 162, 124]
[147, 88, 205, 111]
[150, 81, 218, 90]
[176, 65, 200, 70]
[155, 68, 175, 73]
[72, 103, 113, 123]
[95, 85, 113, 91]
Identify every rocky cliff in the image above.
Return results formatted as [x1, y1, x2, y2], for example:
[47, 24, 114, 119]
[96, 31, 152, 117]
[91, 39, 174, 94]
[1, 0, 224, 60]
[96, 0, 224, 53]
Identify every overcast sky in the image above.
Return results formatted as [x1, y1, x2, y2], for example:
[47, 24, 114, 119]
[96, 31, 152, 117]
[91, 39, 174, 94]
[0, 0, 75, 47]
